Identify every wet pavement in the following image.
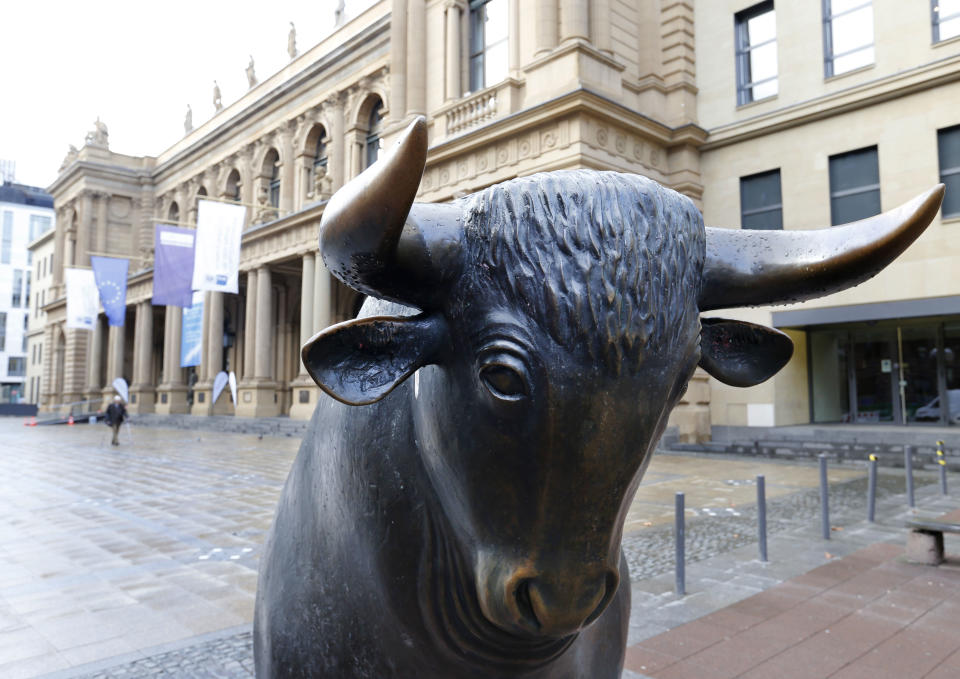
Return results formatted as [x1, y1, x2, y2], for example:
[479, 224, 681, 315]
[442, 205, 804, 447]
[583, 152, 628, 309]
[0, 417, 952, 678]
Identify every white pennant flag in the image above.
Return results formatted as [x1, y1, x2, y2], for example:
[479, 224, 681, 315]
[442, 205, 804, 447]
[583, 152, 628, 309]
[228, 371, 238, 407]
[192, 199, 245, 294]
[65, 268, 98, 330]
[212, 371, 229, 404]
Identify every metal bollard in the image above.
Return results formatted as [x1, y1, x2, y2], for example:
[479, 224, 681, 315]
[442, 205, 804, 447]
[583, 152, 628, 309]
[819, 454, 830, 540]
[757, 474, 768, 562]
[937, 440, 948, 495]
[867, 455, 878, 523]
[904, 444, 915, 508]
[675, 492, 685, 596]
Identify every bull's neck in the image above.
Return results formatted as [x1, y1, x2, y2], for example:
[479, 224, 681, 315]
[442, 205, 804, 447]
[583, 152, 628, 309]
[417, 506, 575, 674]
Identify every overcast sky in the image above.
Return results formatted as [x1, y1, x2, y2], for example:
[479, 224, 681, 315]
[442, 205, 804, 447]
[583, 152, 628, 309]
[1, 1, 375, 190]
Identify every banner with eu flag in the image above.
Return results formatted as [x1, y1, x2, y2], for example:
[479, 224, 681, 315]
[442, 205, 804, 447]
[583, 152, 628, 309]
[90, 256, 129, 326]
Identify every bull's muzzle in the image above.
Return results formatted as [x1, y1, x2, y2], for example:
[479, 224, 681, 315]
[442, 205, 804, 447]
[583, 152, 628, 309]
[477, 558, 619, 638]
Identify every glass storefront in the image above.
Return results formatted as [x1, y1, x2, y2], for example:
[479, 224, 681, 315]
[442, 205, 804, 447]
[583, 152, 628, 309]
[809, 317, 960, 425]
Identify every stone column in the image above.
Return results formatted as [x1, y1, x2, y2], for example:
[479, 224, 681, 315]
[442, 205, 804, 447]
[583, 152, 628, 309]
[509, 0, 520, 71]
[279, 126, 296, 215]
[62, 329, 88, 405]
[314, 261, 331, 333]
[78, 191, 93, 265]
[243, 269, 258, 380]
[560, 0, 588, 43]
[407, 0, 427, 115]
[390, 0, 407, 122]
[330, 95, 346, 191]
[592, 0, 611, 55]
[104, 324, 125, 407]
[239, 266, 280, 417]
[290, 254, 317, 419]
[96, 193, 109, 254]
[445, 1, 462, 100]
[129, 301, 155, 413]
[254, 268, 273, 380]
[536, 0, 558, 54]
[207, 291, 231, 414]
[156, 305, 188, 413]
[86, 315, 103, 403]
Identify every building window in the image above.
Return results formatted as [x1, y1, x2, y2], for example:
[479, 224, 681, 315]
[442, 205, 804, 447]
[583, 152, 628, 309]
[740, 169, 783, 230]
[8, 357, 25, 377]
[939, 124, 960, 218]
[934, 0, 960, 42]
[823, 0, 874, 77]
[829, 146, 880, 225]
[28, 214, 51, 241]
[1, 211, 11, 264]
[469, 0, 509, 92]
[365, 101, 384, 169]
[38, 342, 41, 364]
[268, 157, 281, 209]
[24, 271, 30, 308]
[11, 270, 22, 307]
[0, 312, 5, 351]
[22, 315, 27, 353]
[735, 1, 778, 105]
[314, 132, 328, 174]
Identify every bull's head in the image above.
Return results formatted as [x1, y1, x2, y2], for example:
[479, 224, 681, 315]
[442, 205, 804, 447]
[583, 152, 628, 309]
[303, 117, 943, 640]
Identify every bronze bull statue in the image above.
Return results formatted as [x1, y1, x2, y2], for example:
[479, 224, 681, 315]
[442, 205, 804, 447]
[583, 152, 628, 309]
[254, 117, 944, 677]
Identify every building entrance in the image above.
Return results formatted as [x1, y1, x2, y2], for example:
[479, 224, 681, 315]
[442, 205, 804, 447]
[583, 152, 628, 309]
[809, 317, 960, 425]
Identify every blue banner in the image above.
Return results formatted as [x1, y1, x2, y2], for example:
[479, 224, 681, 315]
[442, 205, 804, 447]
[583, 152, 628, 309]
[180, 290, 204, 367]
[90, 256, 129, 327]
[153, 224, 195, 307]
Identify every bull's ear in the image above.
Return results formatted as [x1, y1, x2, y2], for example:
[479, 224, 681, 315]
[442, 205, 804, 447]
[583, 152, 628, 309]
[698, 317, 794, 388]
[302, 313, 447, 406]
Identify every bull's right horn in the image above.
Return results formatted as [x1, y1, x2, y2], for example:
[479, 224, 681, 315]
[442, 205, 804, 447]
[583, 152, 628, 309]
[699, 185, 945, 311]
[319, 116, 462, 310]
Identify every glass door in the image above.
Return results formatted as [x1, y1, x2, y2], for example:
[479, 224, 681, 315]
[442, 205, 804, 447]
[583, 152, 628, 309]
[851, 327, 896, 423]
[899, 325, 941, 424]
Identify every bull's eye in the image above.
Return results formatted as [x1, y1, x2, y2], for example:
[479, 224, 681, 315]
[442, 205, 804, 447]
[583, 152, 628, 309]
[479, 363, 528, 401]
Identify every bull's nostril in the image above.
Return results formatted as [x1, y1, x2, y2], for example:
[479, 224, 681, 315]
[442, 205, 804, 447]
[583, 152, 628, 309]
[584, 570, 620, 627]
[514, 579, 540, 631]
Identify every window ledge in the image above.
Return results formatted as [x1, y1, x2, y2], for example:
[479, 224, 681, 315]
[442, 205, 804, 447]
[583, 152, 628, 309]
[825, 62, 875, 83]
[933, 33, 960, 50]
[736, 94, 778, 111]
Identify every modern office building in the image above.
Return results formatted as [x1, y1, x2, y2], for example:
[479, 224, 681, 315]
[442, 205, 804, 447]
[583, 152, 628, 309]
[41, 1, 960, 439]
[0, 180, 54, 403]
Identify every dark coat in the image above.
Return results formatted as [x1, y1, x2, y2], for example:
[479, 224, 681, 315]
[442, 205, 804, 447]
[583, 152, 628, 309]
[105, 402, 126, 426]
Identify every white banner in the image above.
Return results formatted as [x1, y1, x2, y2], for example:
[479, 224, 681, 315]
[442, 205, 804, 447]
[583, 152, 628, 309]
[228, 371, 237, 407]
[65, 268, 98, 330]
[192, 199, 245, 293]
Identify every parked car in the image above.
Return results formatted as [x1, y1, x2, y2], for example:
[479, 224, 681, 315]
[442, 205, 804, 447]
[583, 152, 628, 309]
[914, 390, 960, 422]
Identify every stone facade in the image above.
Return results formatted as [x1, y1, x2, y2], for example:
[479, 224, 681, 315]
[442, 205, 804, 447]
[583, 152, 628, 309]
[43, 0, 712, 437]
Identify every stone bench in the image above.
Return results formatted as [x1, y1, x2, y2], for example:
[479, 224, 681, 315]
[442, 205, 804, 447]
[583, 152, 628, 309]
[906, 519, 960, 565]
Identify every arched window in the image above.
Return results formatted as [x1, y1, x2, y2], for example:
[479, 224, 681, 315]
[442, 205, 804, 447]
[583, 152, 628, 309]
[264, 149, 281, 208]
[226, 169, 241, 202]
[365, 100, 383, 169]
[313, 129, 328, 174]
[168, 201, 180, 222]
[196, 186, 207, 212]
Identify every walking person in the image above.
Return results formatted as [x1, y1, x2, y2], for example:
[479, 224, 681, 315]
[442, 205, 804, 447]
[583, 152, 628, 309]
[105, 395, 127, 446]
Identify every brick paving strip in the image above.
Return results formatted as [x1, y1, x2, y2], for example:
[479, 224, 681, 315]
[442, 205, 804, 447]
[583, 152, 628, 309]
[625, 510, 960, 679]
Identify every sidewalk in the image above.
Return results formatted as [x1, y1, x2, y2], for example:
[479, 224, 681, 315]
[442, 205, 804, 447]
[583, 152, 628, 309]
[1, 417, 957, 678]
[623, 487, 960, 679]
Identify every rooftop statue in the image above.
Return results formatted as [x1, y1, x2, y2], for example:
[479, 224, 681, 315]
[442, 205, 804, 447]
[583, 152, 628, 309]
[254, 117, 944, 678]
[184, 105, 193, 135]
[84, 117, 109, 148]
[246, 55, 258, 89]
[213, 81, 223, 112]
[288, 22, 297, 59]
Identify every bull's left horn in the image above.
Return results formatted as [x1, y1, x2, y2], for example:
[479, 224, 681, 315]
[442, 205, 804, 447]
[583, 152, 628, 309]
[699, 185, 945, 311]
[318, 116, 433, 306]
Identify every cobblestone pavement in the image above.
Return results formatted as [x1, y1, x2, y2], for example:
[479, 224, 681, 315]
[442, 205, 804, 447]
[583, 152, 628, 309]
[0, 418, 943, 678]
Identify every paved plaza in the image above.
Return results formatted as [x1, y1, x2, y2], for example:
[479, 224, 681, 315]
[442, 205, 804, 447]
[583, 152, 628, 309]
[0, 416, 956, 677]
